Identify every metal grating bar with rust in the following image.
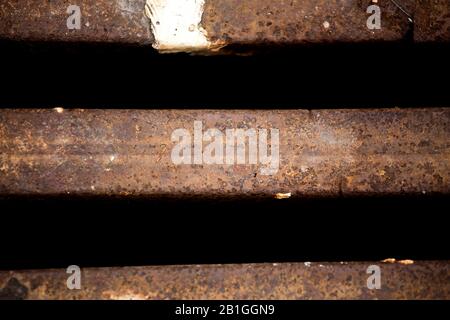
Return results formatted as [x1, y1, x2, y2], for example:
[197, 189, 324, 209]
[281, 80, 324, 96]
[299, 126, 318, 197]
[0, 108, 449, 198]
[0, 1, 449, 53]
[0, 0, 153, 45]
[0, 261, 448, 299]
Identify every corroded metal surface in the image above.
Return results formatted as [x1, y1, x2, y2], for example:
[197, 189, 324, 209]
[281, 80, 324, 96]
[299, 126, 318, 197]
[202, 0, 411, 45]
[0, 109, 449, 198]
[0, 0, 152, 44]
[415, 0, 450, 42]
[0, 261, 448, 299]
[0, 1, 449, 50]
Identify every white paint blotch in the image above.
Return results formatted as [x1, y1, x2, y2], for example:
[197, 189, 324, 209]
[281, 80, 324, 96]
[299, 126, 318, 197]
[145, 0, 219, 53]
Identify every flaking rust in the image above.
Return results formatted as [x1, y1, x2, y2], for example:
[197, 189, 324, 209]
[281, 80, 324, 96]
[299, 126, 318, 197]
[0, 108, 449, 198]
[0, 261, 448, 299]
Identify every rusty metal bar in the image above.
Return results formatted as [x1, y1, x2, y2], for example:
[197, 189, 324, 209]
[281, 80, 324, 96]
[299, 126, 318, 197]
[0, 261, 448, 299]
[201, 0, 413, 46]
[0, 0, 153, 45]
[0, 1, 449, 53]
[0, 108, 449, 198]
